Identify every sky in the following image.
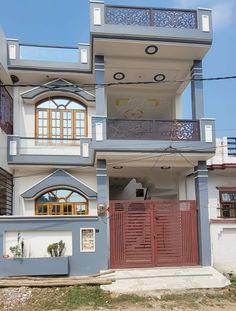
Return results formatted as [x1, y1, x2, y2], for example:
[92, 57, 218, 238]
[0, 0, 235, 138]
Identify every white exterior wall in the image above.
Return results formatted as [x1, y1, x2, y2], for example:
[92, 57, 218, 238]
[178, 174, 195, 200]
[13, 169, 97, 216]
[110, 179, 146, 200]
[4, 231, 72, 258]
[207, 137, 236, 273]
[211, 224, 236, 274]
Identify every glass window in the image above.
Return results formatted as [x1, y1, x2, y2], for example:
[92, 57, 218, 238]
[35, 188, 88, 216]
[36, 97, 87, 140]
[219, 189, 236, 218]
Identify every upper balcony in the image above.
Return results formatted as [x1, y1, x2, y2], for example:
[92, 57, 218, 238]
[92, 116, 215, 157]
[90, 1, 212, 48]
[7, 40, 91, 72]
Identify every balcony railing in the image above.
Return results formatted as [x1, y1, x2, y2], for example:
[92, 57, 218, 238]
[0, 85, 13, 135]
[105, 5, 197, 29]
[19, 44, 79, 62]
[107, 119, 200, 141]
[14, 137, 81, 156]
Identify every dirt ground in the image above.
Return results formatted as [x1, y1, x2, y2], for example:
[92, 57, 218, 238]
[1, 286, 236, 311]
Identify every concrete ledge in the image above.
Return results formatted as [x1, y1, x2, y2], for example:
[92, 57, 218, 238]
[0, 256, 69, 276]
[101, 267, 230, 292]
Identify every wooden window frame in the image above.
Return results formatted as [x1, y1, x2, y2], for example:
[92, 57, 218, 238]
[35, 97, 88, 142]
[219, 188, 236, 218]
[35, 202, 88, 216]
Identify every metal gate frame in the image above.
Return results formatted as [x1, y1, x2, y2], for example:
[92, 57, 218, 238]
[109, 200, 198, 269]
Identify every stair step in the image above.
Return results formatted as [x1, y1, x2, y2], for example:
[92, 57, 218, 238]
[100, 266, 230, 292]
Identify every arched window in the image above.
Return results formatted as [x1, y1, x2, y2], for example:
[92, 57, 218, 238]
[35, 189, 88, 215]
[36, 97, 87, 139]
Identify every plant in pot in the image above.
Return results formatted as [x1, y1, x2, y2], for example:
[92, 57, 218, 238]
[9, 232, 24, 258]
[47, 240, 65, 257]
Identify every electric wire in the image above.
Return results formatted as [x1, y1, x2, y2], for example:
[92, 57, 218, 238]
[0, 74, 236, 90]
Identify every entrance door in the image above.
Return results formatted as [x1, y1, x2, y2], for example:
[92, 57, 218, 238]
[109, 200, 198, 268]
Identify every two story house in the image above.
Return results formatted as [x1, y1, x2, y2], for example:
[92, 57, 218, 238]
[0, 1, 220, 279]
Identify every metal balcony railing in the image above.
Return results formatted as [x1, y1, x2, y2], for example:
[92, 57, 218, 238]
[105, 5, 197, 29]
[107, 119, 200, 141]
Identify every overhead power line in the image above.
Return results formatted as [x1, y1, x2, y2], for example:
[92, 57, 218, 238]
[0, 75, 236, 89]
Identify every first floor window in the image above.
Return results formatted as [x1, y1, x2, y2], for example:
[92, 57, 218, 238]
[219, 188, 236, 218]
[35, 189, 88, 216]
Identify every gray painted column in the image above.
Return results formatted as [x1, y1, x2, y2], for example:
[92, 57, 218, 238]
[95, 55, 107, 116]
[96, 159, 108, 204]
[191, 60, 204, 120]
[96, 159, 109, 270]
[194, 161, 211, 266]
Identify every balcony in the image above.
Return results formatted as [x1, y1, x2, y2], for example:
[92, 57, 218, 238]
[105, 6, 198, 29]
[107, 119, 200, 141]
[92, 117, 216, 155]
[90, 2, 212, 47]
[7, 41, 90, 72]
[7, 136, 93, 166]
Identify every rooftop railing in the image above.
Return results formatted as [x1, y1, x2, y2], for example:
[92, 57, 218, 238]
[105, 5, 197, 29]
[7, 40, 89, 66]
[19, 44, 79, 62]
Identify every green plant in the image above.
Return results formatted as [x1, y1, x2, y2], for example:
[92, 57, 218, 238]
[10, 245, 22, 257]
[9, 232, 24, 258]
[47, 240, 65, 257]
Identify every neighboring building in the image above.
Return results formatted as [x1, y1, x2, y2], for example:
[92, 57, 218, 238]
[208, 137, 236, 274]
[0, 1, 216, 276]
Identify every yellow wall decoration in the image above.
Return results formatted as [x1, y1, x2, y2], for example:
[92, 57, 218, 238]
[147, 99, 160, 107]
[115, 98, 130, 106]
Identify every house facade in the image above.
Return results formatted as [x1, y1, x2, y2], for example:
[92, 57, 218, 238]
[0, 1, 216, 276]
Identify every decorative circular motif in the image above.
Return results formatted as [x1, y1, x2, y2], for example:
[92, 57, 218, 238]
[113, 72, 125, 81]
[154, 74, 166, 82]
[145, 45, 158, 55]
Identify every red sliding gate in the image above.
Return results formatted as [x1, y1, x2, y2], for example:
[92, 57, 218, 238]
[109, 200, 198, 268]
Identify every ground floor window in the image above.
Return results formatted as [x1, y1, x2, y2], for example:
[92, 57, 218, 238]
[219, 188, 236, 218]
[35, 189, 88, 216]
[0, 168, 13, 215]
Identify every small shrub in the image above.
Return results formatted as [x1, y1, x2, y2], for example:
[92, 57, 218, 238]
[47, 240, 65, 257]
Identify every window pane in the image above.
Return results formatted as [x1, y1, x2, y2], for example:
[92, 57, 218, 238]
[37, 205, 48, 215]
[68, 192, 87, 202]
[38, 101, 56, 109]
[51, 205, 61, 215]
[54, 99, 69, 107]
[67, 102, 85, 110]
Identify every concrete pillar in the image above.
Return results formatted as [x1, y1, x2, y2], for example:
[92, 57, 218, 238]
[191, 60, 204, 120]
[175, 94, 182, 119]
[194, 161, 211, 266]
[96, 159, 109, 205]
[96, 159, 109, 270]
[95, 55, 107, 116]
